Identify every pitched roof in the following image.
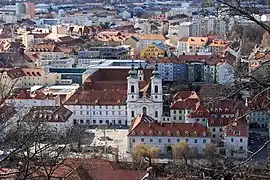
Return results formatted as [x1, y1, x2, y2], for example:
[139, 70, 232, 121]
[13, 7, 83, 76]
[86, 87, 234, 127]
[39, 158, 146, 180]
[208, 118, 233, 127]
[179, 37, 209, 46]
[171, 91, 200, 110]
[224, 119, 248, 137]
[128, 114, 210, 137]
[1, 68, 44, 79]
[138, 34, 166, 41]
[22, 106, 72, 123]
[65, 68, 153, 105]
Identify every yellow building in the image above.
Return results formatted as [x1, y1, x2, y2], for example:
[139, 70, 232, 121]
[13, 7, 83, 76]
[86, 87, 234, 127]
[140, 44, 166, 58]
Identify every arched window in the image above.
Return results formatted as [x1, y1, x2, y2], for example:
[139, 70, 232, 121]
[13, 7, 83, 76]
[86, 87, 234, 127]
[142, 107, 147, 115]
[155, 85, 158, 93]
[131, 85, 135, 93]
[155, 111, 158, 118]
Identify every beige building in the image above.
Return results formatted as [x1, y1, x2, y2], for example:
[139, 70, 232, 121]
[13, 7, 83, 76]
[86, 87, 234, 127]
[0, 68, 60, 98]
[22, 32, 49, 49]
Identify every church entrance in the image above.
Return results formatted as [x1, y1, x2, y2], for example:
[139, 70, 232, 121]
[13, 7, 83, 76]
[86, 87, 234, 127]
[142, 107, 147, 115]
[166, 146, 172, 154]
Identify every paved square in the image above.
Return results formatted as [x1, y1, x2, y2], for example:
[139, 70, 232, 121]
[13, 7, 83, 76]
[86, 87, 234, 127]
[88, 129, 129, 154]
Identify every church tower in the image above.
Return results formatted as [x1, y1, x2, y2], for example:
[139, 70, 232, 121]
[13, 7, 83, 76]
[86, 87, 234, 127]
[127, 63, 139, 102]
[151, 63, 162, 102]
[137, 62, 144, 81]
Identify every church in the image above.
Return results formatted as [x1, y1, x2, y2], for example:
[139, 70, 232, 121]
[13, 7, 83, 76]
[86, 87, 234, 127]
[64, 63, 164, 127]
[126, 63, 163, 125]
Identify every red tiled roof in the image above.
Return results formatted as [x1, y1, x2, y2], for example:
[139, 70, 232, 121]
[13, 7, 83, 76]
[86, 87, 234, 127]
[33, 158, 145, 180]
[171, 91, 200, 110]
[88, 68, 152, 82]
[64, 89, 127, 105]
[32, 33, 50, 39]
[187, 102, 210, 118]
[1, 68, 44, 79]
[207, 99, 235, 114]
[208, 118, 233, 127]
[65, 68, 154, 105]
[128, 114, 210, 137]
[5, 68, 25, 79]
[173, 91, 196, 101]
[224, 119, 248, 137]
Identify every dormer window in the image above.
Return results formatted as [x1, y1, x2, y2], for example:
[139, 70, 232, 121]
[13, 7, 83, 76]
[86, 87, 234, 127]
[167, 131, 172, 136]
[149, 130, 153, 135]
[158, 131, 163, 136]
[140, 130, 145, 135]
[194, 131, 198, 136]
[203, 131, 206, 137]
[176, 131, 181, 136]
[132, 131, 136, 135]
[219, 108, 222, 112]
[185, 131, 189, 136]
[234, 130, 240, 135]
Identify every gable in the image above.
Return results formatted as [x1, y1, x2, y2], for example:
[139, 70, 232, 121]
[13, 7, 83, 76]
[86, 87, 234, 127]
[135, 96, 154, 103]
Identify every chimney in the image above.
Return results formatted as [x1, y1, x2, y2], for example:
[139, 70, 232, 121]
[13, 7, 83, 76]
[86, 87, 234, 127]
[171, 121, 174, 127]
[160, 122, 163, 127]
[192, 123, 195, 127]
[148, 122, 151, 128]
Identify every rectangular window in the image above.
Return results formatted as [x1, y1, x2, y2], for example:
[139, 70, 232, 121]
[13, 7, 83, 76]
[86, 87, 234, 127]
[240, 146, 243, 150]
[174, 110, 176, 114]
[219, 128, 222, 132]
[80, 105, 82, 109]
[86, 111, 89, 115]
[80, 111, 83, 115]
[231, 138, 234, 142]
[173, 116, 176, 120]
[185, 139, 188, 142]
[150, 139, 153, 143]
[159, 139, 162, 143]
[131, 111, 134, 117]
[99, 111, 102, 115]
[106, 111, 108, 115]
[212, 128, 216, 132]
[179, 116, 182, 120]
[177, 139, 180, 143]
[203, 139, 206, 143]
[132, 138, 135, 142]
[80, 120, 83, 124]
[86, 120, 90, 124]
[106, 120, 109, 124]
[112, 111, 114, 115]
[118, 111, 121, 115]
[194, 139, 198, 143]
[141, 138, 144, 142]
[240, 138, 243, 143]
[93, 120, 96, 124]
[212, 134, 216, 138]
[99, 120, 103, 124]
[155, 111, 158, 118]
[168, 139, 171, 143]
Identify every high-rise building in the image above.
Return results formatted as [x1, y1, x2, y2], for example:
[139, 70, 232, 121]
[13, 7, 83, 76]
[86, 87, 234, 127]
[24, 2, 35, 19]
[16, 3, 25, 16]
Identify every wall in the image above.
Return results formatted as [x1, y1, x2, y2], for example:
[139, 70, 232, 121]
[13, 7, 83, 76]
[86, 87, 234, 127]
[128, 136, 211, 154]
[225, 136, 248, 158]
[65, 105, 128, 126]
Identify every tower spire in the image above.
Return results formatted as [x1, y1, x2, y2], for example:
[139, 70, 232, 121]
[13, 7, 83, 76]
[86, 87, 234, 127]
[152, 58, 160, 78]
[129, 58, 137, 78]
